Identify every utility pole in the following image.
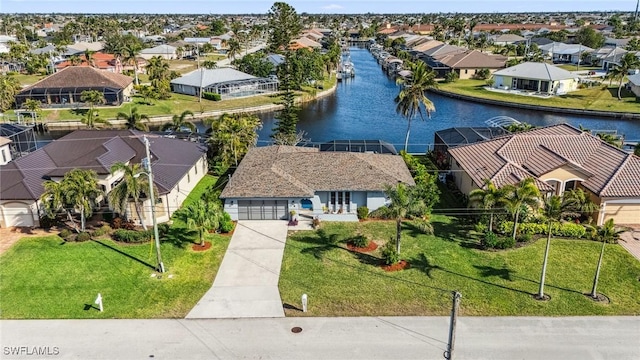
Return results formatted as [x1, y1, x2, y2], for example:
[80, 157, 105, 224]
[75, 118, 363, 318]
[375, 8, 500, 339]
[635, 0, 639, 22]
[143, 136, 165, 273]
[444, 291, 462, 360]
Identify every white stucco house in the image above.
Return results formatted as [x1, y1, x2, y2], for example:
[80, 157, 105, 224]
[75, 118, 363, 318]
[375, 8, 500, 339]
[220, 145, 415, 221]
[139, 44, 178, 60]
[491, 62, 579, 95]
[0, 137, 12, 165]
[0, 130, 207, 228]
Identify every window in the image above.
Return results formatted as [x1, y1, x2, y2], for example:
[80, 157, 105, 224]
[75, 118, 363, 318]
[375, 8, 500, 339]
[194, 165, 198, 175]
[187, 173, 191, 183]
[464, 69, 468, 74]
[1, 149, 6, 163]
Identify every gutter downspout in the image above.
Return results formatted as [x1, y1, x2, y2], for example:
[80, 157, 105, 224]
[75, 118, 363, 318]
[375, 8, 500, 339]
[598, 200, 607, 226]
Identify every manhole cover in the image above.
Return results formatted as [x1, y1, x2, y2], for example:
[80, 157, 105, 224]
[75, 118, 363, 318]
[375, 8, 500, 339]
[291, 327, 303, 333]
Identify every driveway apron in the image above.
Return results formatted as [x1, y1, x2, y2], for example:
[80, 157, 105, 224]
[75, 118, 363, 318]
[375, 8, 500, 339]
[186, 221, 288, 318]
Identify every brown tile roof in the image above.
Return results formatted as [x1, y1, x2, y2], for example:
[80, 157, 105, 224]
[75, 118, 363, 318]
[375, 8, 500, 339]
[412, 40, 444, 52]
[435, 50, 506, 69]
[448, 124, 640, 197]
[21, 67, 133, 92]
[220, 145, 415, 199]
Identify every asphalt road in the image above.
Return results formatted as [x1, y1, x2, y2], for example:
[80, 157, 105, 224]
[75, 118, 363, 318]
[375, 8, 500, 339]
[1, 316, 639, 359]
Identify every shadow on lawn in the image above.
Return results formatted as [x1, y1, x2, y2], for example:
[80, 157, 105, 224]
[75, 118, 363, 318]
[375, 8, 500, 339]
[164, 226, 197, 249]
[510, 273, 584, 296]
[92, 240, 156, 270]
[297, 228, 345, 259]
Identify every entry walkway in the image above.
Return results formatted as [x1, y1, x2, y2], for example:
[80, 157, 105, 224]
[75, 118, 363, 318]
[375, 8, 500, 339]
[186, 221, 288, 319]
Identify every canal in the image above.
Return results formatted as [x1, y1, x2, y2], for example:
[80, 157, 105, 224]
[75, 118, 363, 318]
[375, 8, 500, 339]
[255, 47, 640, 153]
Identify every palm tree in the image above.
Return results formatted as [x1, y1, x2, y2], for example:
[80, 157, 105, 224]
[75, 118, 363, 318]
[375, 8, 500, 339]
[117, 107, 149, 131]
[384, 183, 426, 255]
[108, 162, 153, 230]
[0, 75, 21, 112]
[183, 200, 221, 245]
[469, 179, 507, 233]
[227, 38, 241, 62]
[80, 90, 109, 129]
[122, 42, 143, 85]
[394, 61, 437, 151]
[207, 112, 262, 167]
[503, 178, 541, 241]
[609, 52, 640, 100]
[40, 179, 78, 232]
[162, 110, 196, 133]
[587, 219, 623, 299]
[203, 60, 218, 69]
[564, 188, 599, 222]
[538, 195, 576, 299]
[596, 132, 623, 148]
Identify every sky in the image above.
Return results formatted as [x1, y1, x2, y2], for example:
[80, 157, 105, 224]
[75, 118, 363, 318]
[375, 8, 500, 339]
[0, 0, 637, 14]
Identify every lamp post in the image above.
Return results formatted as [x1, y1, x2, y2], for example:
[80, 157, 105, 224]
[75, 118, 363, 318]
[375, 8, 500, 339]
[135, 136, 165, 273]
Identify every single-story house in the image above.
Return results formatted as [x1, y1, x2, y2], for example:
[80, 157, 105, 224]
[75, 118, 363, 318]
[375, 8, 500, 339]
[434, 50, 507, 79]
[0, 130, 207, 228]
[492, 34, 526, 46]
[289, 37, 322, 50]
[139, 44, 178, 60]
[220, 145, 415, 221]
[170, 67, 278, 99]
[539, 42, 593, 64]
[447, 124, 640, 226]
[627, 73, 640, 98]
[15, 66, 134, 108]
[491, 62, 578, 95]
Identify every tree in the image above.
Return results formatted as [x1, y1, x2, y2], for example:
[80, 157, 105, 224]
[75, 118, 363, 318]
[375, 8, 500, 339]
[23, 99, 41, 121]
[271, 54, 299, 145]
[503, 178, 541, 241]
[182, 200, 221, 245]
[587, 219, 623, 299]
[108, 162, 153, 230]
[208, 112, 262, 167]
[80, 90, 108, 128]
[202, 60, 218, 69]
[117, 107, 149, 131]
[40, 169, 102, 232]
[147, 56, 171, 99]
[394, 61, 437, 151]
[596, 132, 623, 148]
[384, 182, 427, 256]
[0, 75, 21, 111]
[227, 38, 241, 62]
[564, 188, 598, 222]
[469, 179, 507, 233]
[267, 2, 302, 52]
[608, 53, 640, 100]
[634, 143, 640, 157]
[538, 195, 576, 299]
[162, 110, 196, 132]
[574, 27, 605, 49]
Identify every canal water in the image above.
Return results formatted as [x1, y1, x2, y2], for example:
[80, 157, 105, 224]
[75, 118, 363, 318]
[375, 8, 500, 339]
[255, 47, 640, 153]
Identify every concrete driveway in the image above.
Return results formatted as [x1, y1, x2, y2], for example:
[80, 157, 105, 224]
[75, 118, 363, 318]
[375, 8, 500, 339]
[186, 221, 288, 319]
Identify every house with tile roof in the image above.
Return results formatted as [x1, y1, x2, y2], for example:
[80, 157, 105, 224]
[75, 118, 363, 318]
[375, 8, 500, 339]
[15, 67, 134, 108]
[491, 62, 579, 95]
[447, 124, 640, 225]
[433, 50, 507, 79]
[0, 130, 207, 228]
[220, 145, 415, 221]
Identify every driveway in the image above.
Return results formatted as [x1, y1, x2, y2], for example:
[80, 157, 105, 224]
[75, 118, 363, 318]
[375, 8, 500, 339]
[186, 221, 288, 319]
[619, 229, 640, 261]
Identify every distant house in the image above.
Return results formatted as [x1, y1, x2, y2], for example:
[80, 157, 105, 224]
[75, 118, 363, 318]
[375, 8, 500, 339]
[0, 130, 207, 228]
[433, 50, 506, 79]
[539, 42, 593, 64]
[289, 37, 322, 50]
[15, 67, 134, 108]
[627, 73, 640, 98]
[447, 124, 640, 226]
[220, 145, 415, 221]
[139, 44, 178, 60]
[491, 62, 578, 95]
[492, 34, 526, 46]
[0, 137, 12, 165]
[591, 46, 628, 70]
[170, 67, 278, 99]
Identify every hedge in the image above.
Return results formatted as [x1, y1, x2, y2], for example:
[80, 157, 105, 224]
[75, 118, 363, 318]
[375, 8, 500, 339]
[112, 229, 153, 243]
[498, 221, 587, 239]
[203, 92, 221, 101]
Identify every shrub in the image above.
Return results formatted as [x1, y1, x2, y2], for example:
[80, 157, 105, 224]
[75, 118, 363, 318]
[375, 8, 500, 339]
[483, 231, 515, 249]
[357, 206, 369, 220]
[498, 221, 586, 238]
[157, 223, 170, 238]
[369, 206, 392, 219]
[474, 221, 488, 234]
[92, 225, 112, 237]
[351, 234, 369, 248]
[59, 229, 72, 239]
[111, 217, 136, 230]
[518, 233, 533, 243]
[203, 92, 221, 101]
[76, 232, 91, 242]
[113, 229, 152, 243]
[219, 212, 234, 233]
[39, 216, 57, 229]
[102, 212, 113, 223]
[474, 68, 491, 80]
[381, 240, 400, 265]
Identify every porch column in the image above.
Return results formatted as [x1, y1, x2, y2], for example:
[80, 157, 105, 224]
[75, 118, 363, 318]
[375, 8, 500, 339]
[537, 80, 541, 92]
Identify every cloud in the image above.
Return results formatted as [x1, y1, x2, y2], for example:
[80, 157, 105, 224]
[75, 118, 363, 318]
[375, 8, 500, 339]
[322, 4, 344, 10]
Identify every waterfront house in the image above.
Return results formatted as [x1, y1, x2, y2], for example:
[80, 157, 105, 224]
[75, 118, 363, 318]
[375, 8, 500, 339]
[434, 50, 507, 79]
[0, 137, 12, 165]
[627, 73, 640, 98]
[170, 68, 278, 99]
[447, 124, 640, 226]
[492, 34, 526, 46]
[220, 145, 415, 221]
[491, 62, 578, 95]
[0, 130, 207, 228]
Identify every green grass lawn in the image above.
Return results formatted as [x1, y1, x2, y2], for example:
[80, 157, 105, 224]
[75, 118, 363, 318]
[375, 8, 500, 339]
[0, 173, 228, 319]
[556, 64, 601, 71]
[437, 79, 640, 114]
[279, 217, 640, 316]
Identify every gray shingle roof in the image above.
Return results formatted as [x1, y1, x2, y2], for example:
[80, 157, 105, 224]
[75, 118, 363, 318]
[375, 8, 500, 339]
[493, 62, 576, 81]
[220, 145, 415, 199]
[448, 124, 640, 197]
[0, 130, 206, 200]
[170, 68, 256, 88]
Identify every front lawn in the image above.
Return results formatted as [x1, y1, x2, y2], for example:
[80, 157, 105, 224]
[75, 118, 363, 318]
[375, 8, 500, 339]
[279, 217, 640, 316]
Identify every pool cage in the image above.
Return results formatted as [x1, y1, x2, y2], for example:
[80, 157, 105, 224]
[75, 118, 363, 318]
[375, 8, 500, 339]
[203, 78, 279, 99]
[15, 86, 126, 108]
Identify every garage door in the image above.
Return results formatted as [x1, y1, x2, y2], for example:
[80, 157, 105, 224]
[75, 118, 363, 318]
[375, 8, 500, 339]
[237, 200, 288, 220]
[2, 204, 35, 227]
[604, 203, 640, 225]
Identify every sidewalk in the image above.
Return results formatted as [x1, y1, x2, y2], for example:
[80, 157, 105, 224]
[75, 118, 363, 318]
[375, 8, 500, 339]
[186, 221, 288, 319]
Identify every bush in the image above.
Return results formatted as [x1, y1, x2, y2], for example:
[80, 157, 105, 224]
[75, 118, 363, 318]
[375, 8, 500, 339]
[92, 225, 112, 237]
[351, 234, 369, 248]
[113, 229, 152, 243]
[483, 231, 515, 249]
[474, 221, 488, 234]
[111, 217, 136, 230]
[381, 240, 400, 265]
[219, 212, 234, 233]
[59, 229, 72, 239]
[357, 206, 369, 220]
[203, 92, 221, 101]
[498, 221, 586, 239]
[76, 232, 91, 242]
[39, 216, 57, 229]
[369, 206, 392, 219]
[474, 68, 491, 80]
[518, 233, 533, 243]
[157, 223, 170, 238]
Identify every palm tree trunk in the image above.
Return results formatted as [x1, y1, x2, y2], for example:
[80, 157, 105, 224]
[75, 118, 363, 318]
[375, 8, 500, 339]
[67, 210, 80, 233]
[396, 218, 402, 254]
[134, 202, 148, 230]
[617, 81, 623, 100]
[489, 212, 494, 233]
[511, 212, 520, 241]
[200, 228, 205, 246]
[591, 240, 606, 298]
[134, 62, 139, 86]
[80, 207, 85, 232]
[538, 221, 553, 298]
[403, 118, 412, 152]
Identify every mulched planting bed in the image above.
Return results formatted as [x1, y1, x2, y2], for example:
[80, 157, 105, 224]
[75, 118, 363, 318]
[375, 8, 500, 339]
[346, 241, 378, 253]
[381, 260, 410, 272]
[192, 241, 212, 252]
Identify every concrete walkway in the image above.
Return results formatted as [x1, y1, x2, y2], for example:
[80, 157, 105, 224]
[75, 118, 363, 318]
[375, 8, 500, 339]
[186, 221, 288, 319]
[619, 230, 640, 261]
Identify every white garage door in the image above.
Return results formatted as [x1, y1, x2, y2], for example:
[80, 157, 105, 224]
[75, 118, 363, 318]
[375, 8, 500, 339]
[237, 200, 288, 220]
[3, 204, 35, 227]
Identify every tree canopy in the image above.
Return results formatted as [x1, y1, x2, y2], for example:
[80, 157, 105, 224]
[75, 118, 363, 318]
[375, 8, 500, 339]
[267, 2, 302, 52]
